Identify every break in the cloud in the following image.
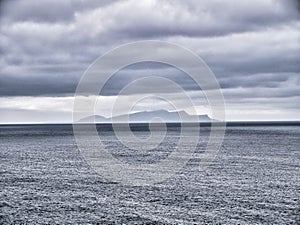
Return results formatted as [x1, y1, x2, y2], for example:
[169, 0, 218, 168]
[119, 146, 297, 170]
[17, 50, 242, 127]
[0, 0, 299, 123]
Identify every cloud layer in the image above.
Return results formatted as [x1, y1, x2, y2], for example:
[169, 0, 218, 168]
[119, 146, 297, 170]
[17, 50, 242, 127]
[0, 0, 299, 122]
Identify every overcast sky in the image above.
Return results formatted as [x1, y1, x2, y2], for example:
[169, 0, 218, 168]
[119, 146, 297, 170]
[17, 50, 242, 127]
[0, 0, 299, 123]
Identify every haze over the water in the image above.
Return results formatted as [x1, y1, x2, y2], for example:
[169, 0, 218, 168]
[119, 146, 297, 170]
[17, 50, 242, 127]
[0, 0, 299, 123]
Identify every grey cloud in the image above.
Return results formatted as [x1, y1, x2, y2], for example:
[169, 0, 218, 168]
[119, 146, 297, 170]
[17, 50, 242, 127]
[1, 59, 299, 98]
[219, 73, 293, 89]
[222, 84, 300, 100]
[0, 0, 120, 24]
[0, 0, 74, 23]
[104, 0, 299, 39]
[0, 0, 299, 107]
[0, 73, 79, 97]
[204, 46, 300, 75]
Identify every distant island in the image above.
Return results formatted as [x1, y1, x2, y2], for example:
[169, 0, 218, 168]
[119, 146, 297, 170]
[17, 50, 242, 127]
[78, 110, 215, 123]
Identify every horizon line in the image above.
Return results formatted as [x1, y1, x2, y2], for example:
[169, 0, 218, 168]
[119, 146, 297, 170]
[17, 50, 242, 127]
[1, 120, 300, 126]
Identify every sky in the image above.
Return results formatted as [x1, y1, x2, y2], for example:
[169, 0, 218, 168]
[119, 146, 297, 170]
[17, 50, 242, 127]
[0, 0, 299, 123]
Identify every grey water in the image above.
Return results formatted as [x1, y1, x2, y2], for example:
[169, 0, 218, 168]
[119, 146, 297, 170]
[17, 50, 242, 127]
[0, 124, 299, 224]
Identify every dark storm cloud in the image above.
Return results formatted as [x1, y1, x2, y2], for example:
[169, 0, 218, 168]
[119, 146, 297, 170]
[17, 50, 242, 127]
[0, 73, 79, 97]
[0, 0, 299, 98]
[203, 39, 300, 75]
[219, 73, 290, 89]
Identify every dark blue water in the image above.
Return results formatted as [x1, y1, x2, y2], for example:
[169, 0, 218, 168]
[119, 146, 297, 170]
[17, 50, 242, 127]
[0, 124, 299, 224]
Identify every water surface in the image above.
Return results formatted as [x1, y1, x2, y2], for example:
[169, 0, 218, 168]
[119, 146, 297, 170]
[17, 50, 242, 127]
[0, 124, 299, 224]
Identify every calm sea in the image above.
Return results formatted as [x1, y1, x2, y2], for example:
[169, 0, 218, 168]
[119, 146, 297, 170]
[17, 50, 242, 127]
[0, 124, 299, 224]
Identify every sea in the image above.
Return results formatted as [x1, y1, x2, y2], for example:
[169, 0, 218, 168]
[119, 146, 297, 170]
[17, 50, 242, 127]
[0, 123, 299, 224]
